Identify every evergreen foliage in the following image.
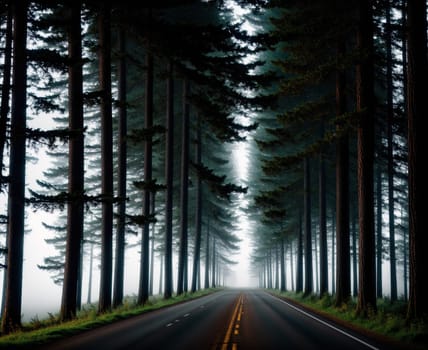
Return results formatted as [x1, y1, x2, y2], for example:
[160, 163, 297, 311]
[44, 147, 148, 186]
[0, 0, 425, 337]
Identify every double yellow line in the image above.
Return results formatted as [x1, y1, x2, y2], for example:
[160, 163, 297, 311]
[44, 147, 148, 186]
[221, 293, 244, 350]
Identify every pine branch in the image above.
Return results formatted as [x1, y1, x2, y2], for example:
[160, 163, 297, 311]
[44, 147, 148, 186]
[191, 162, 247, 201]
[26, 127, 72, 149]
[28, 93, 64, 113]
[27, 48, 68, 73]
[125, 213, 157, 227]
[0, 214, 8, 224]
[35, 179, 65, 192]
[133, 179, 166, 193]
[26, 189, 113, 212]
[37, 257, 64, 271]
[26, 190, 69, 211]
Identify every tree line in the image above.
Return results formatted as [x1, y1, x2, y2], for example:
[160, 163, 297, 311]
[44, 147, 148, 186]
[0, 0, 427, 337]
[0, 0, 271, 334]
[247, 0, 427, 323]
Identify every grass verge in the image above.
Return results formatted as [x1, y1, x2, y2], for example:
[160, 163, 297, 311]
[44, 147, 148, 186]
[0, 288, 220, 349]
[267, 289, 428, 349]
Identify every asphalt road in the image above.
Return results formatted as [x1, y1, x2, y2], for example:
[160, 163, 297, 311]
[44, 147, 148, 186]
[36, 289, 404, 350]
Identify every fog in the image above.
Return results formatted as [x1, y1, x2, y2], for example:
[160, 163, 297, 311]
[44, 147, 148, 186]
[1, 211, 257, 322]
[1, 139, 406, 323]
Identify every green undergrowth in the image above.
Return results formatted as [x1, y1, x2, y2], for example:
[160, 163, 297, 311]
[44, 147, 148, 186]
[0, 288, 220, 348]
[268, 289, 428, 348]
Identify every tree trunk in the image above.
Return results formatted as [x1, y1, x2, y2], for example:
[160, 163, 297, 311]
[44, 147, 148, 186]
[1, 0, 27, 334]
[59, 0, 84, 322]
[177, 79, 190, 295]
[149, 193, 155, 296]
[268, 256, 271, 288]
[191, 114, 202, 293]
[352, 210, 358, 297]
[280, 238, 285, 291]
[204, 224, 210, 289]
[290, 241, 294, 291]
[319, 139, 328, 296]
[275, 245, 279, 290]
[77, 243, 83, 311]
[138, 50, 153, 305]
[315, 124, 326, 296]
[400, 0, 408, 304]
[259, 264, 264, 288]
[303, 157, 313, 296]
[403, 217, 408, 301]
[331, 212, 335, 294]
[211, 237, 216, 288]
[113, 23, 127, 309]
[384, 0, 397, 302]
[314, 231, 318, 293]
[356, 0, 376, 316]
[98, 3, 113, 313]
[0, 2, 12, 181]
[375, 162, 382, 298]
[334, 34, 350, 306]
[406, 0, 428, 320]
[87, 243, 94, 304]
[296, 210, 303, 293]
[164, 61, 174, 299]
[159, 252, 164, 295]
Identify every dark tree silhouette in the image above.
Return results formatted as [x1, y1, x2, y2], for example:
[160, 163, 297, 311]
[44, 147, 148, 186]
[1, 0, 28, 334]
[138, 50, 154, 305]
[164, 60, 174, 299]
[355, 0, 377, 316]
[334, 3, 350, 305]
[0, 2, 12, 188]
[98, 2, 114, 314]
[177, 79, 190, 296]
[406, 0, 428, 320]
[112, 23, 128, 308]
[191, 114, 202, 293]
[303, 157, 313, 296]
[60, 0, 84, 322]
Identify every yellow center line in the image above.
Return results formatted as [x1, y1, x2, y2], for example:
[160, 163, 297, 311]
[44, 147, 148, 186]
[234, 301, 243, 336]
[221, 293, 243, 350]
[237, 301, 243, 322]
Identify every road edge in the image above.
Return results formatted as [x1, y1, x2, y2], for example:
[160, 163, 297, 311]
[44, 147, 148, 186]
[264, 290, 425, 350]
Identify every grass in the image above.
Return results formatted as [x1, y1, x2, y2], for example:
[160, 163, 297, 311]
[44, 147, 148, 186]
[0, 288, 219, 349]
[267, 289, 428, 349]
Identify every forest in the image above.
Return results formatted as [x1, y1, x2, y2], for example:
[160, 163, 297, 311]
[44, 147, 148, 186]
[0, 0, 427, 339]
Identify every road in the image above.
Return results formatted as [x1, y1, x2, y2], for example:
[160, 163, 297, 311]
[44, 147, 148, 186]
[37, 289, 404, 350]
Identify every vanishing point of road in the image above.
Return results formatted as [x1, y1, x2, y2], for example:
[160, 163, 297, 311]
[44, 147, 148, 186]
[37, 289, 408, 350]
